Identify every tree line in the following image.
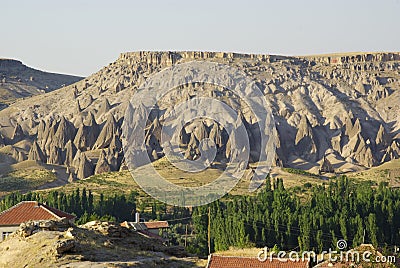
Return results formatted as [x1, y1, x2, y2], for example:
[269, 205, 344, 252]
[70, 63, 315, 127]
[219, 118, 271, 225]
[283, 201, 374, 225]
[189, 177, 400, 256]
[0, 189, 137, 224]
[1, 176, 399, 257]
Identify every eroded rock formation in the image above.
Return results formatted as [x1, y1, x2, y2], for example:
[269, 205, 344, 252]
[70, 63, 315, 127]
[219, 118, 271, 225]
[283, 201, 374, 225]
[0, 51, 399, 176]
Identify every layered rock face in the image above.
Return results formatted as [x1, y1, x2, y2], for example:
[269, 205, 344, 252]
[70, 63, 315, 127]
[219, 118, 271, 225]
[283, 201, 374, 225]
[0, 51, 399, 178]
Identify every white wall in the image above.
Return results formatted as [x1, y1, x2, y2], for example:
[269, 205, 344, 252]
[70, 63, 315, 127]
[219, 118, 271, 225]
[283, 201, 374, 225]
[0, 226, 19, 241]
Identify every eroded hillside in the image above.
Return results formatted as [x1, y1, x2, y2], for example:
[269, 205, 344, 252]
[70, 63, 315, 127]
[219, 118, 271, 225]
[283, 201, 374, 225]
[0, 51, 399, 182]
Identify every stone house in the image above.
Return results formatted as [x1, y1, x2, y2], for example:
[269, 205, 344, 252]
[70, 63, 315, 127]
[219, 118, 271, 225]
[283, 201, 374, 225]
[120, 212, 169, 241]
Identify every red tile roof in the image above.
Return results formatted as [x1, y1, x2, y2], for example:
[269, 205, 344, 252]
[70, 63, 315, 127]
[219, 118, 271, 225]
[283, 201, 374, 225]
[143, 221, 169, 229]
[137, 230, 164, 241]
[207, 255, 309, 268]
[0, 201, 75, 225]
[314, 262, 351, 268]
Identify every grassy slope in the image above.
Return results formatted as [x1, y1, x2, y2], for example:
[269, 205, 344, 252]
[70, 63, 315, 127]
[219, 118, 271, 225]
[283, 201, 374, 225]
[1, 157, 399, 200]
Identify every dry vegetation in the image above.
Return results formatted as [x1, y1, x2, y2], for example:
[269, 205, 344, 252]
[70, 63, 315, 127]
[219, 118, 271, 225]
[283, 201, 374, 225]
[0, 222, 206, 268]
[2, 157, 400, 200]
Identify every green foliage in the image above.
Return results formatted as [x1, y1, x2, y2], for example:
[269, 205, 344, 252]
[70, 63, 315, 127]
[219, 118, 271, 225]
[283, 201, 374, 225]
[0, 188, 137, 224]
[191, 177, 400, 255]
[283, 168, 319, 178]
[303, 182, 312, 188]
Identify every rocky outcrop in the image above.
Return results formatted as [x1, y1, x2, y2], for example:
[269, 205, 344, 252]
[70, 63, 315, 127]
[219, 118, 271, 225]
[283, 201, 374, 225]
[98, 98, 111, 115]
[109, 134, 122, 153]
[80, 221, 131, 237]
[343, 133, 375, 167]
[43, 119, 58, 154]
[11, 123, 24, 143]
[76, 154, 94, 179]
[381, 140, 400, 163]
[94, 113, 118, 149]
[55, 239, 76, 254]
[94, 150, 112, 174]
[209, 123, 224, 148]
[295, 116, 318, 161]
[64, 140, 77, 167]
[74, 112, 100, 151]
[376, 124, 391, 147]
[68, 171, 76, 183]
[179, 126, 190, 146]
[11, 147, 26, 162]
[72, 149, 82, 169]
[47, 146, 64, 165]
[193, 121, 208, 141]
[0, 134, 5, 147]
[345, 118, 362, 139]
[53, 116, 76, 148]
[107, 149, 119, 171]
[16, 219, 73, 238]
[1, 51, 400, 173]
[28, 141, 46, 162]
[319, 156, 334, 173]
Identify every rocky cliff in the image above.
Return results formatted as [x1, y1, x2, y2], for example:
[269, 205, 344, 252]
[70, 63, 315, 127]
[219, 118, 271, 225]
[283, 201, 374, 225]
[0, 51, 399, 179]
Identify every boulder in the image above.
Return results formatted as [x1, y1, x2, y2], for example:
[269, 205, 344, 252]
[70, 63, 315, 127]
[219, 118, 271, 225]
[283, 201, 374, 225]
[55, 239, 75, 254]
[319, 155, 334, 173]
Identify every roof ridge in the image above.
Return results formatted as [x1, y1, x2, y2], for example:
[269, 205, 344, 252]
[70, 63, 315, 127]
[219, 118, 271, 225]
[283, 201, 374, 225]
[40, 203, 75, 219]
[39, 204, 63, 220]
[0, 201, 75, 225]
[0, 201, 38, 217]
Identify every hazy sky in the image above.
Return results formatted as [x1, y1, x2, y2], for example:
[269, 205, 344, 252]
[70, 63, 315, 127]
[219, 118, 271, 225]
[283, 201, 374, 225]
[1, 0, 399, 76]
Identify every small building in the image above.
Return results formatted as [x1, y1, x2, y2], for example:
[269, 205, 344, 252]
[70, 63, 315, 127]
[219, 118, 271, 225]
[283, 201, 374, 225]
[206, 254, 310, 268]
[121, 212, 169, 242]
[0, 201, 75, 241]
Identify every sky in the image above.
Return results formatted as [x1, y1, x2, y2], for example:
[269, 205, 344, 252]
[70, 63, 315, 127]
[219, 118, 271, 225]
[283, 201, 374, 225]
[1, 0, 399, 76]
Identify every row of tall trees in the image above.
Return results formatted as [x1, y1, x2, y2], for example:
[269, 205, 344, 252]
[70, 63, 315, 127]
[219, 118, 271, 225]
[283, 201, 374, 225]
[0, 188, 191, 225]
[2, 176, 399, 257]
[190, 177, 400, 256]
[0, 189, 137, 223]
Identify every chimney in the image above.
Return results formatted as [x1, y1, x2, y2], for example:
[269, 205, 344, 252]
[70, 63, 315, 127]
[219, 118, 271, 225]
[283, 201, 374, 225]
[135, 212, 140, 223]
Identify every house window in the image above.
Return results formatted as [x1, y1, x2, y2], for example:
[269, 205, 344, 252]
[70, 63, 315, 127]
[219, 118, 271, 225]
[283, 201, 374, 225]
[2, 232, 12, 240]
